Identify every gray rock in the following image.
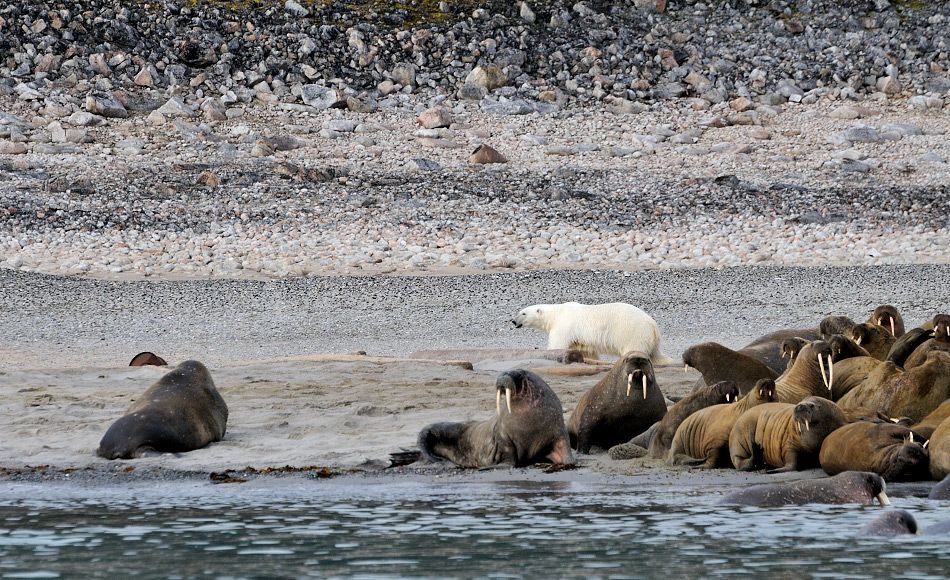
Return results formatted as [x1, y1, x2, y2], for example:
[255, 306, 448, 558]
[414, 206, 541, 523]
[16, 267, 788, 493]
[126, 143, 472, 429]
[880, 123, 922, 136]
[544, 145, 576, 156]
[480, 99, 555, 115]
[67, 112, 105, 127]
[829, 126, 882, 145]
[466, 65, 507, 91]
[876, 76, 901, 94]
[390, 64, 417, 87]
[85, 92, 128, 118]
[323, 119, 358, 133]
[607, 99, 649, 114]
[0, 141, 27, 154]
[201, 99, 228, 121]
[417, 107, 453, 129]
[776, 79, 804, 98]
[284, 0, 309, 16]
[157, 97, 197, 118]
[908, 95, 943, 110]
[520, 1, 536, 23]
[115, 137, 145, 155]
[457, 83, 488, 101]
[405, 158, 442, 171]
[300, 85, 344, 110]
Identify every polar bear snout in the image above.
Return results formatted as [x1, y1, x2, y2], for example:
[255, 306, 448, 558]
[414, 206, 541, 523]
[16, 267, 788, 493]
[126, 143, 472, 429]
[511, 319, 522, 328]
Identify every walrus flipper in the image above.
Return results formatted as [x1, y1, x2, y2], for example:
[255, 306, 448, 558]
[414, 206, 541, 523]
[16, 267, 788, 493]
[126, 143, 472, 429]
[417, 421, 470, 464]
[886, 328, 932, 366]
[388, 449, 423, 467]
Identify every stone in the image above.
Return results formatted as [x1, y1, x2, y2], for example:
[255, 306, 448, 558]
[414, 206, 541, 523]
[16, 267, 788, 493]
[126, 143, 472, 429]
[157, 97, 196, 118]
[607, 99, 649, 114]
[405, 158, 442, 171]
[284, 0, 309, 16]
[417, 107, 453, 129]
[830, 106, 863, 120]
[469, 144, 507, 164]
[830, 126, 882, 145]
[876, 76, 901, 94]
[457, 83, 487, 101]
[323, 119, 358, 133]
[85, 92, 128, 118]
[730, 97, 753, 112]
[417, 137, 461, 149]
[251, 142, 275, 157]
[607, 443, 647, 460]
[0, 141, 27, 154]
[390, 64, 417, 87]
[466, 65, 508, 91]
[47, 121, 67, 143]
[908, 95, 943, 110]
[377, 80, 396, 96]
[545, 145, 576, 156]
[201, 99, 228, 121]
[776, 79, 804, 98]
[750, 128, 771, 140]
[520, 2, 536, 23]
[134, 67, 154, 87]
[196, 170, 221, 186]
[261, 135, 307, 151]
[115, 137, 145, 155]
[300, 84, 344, 109]
[67, 112, 105, 127]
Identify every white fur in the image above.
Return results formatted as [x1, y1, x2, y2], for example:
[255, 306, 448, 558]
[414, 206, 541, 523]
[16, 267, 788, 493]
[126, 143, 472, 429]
[512, 301, 673, 365]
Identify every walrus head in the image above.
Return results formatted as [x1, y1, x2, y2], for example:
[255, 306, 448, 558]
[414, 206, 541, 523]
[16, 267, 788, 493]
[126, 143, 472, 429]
[495, 368, 549, 415]
[751, 379, 777, 402]
[616, 352, 655, 399]
[842, 471, 891, 506]
[804, 341, 836, 394]
[871, 305, 904, 337]
[793, 396, 846, 445]
[933, 314, 950, 342]
[827, 334, 870, 361]
[712, 380, 741, 404]
[850, 323, 890, 348]
[780, 337, 809, 365]
[819, 315, 856, 339]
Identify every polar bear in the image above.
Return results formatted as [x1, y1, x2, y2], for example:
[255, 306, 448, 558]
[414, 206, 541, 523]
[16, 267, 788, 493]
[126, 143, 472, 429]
[511, 302, 674, 365]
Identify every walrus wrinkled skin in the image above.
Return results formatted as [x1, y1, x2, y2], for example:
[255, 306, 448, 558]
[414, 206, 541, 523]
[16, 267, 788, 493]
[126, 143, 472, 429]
[849, 323, 895, 360]
[569, 352, 667, 453]
[668, 379, 776, 468]
[869, 305, 905, 338]
[739, 327, 822, 375]
[728, 397, 846, 472]
[682, 342, 778, 395]
[928, 417, 950, 481]
[96, 360, 228, 460]
[859, 510, 918, 536]
[930, 473, 950, 499]
[719, 471, 890, 507]
[837, 351, 950, 423]
[418, 369, 574, 468]
[912, 399, 950, 440]
[819, 422, 930, 482]
[646, 381, 739, 459]
[819, 315, 856, 339]
[129, 352, 168, 367]
[903, 314, 950, 370]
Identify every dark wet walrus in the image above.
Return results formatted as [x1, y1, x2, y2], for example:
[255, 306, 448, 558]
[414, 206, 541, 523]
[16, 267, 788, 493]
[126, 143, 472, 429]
[858, 510, 918, 536]
[129, 352, 168, 366]
[728, 396, 846, 472]
[568, 352, 667, 453]
[645, 381, 739, 459]
[417, 369, 574, 468]
[97, 360, 228, 459]
[819, 421, 930, 482]
[682, 342, 778, 395]
[930, 473, 950, 500]
[903, 314, 950, 370]
[928, 417, 950, 481]
[719, 471, 891, 506]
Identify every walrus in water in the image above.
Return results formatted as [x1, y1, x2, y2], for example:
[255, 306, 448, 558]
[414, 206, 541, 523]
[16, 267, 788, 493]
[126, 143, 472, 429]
[728, 396, 846, 472]
[858, 510, 918, 536]
[569, 352, 667, 453]
[129, 352, 168, 366]
[738, 327, 822, 375]
[928, 417, 950, 481]
[719, 471, 890, 506]
[682, 343, 778, 395]
[819, 421, 930, 481]
[849, 323, 896, 360]
[97, 360, 228, 459]
[645, 381, 739, 459]
[819, 315, 856, 339]
[416, 369, 574, 468]
[668, 379, 776, 468]
[869, 305, 905, 338]
[912, 399, 950, 440]
[930, 473, 950, 499]
[904, 314, 950, 370]
[837, 351, 950, 423]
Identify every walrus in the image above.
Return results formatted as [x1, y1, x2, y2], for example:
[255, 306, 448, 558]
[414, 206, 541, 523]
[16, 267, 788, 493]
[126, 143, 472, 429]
[668, 379, 776, 468]
[886, 327, 934, 366]
[728, 396, 846, 472]
[819, 421, 930, 481]
[928, 417, 950, 481]
[837, 351, 950, 423]
[416, 369, 573, 468]
[912, 399, 950, 440]
[849, 323, 895, 360]
[819, 315, 857, 339]
[780, 337, 810, 370]
[719, 471, 890, 506]
[129, 352, 168, 366]
[930, 473, 950, 499]
[773, 341, 837, 403]
[569, 352, 667, 453]
[682, 342, 778, 395]
[96, 360, 228, 460]
[858, 510, 918, 536]
[738, 327, 822, 375]
[645, 381, 739, 459]
[869, 304, 905, 338]
[904, 314, 950, 369]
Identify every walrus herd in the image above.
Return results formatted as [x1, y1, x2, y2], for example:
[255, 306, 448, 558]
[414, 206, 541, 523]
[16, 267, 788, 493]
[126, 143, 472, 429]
[91, 302, 950, 512]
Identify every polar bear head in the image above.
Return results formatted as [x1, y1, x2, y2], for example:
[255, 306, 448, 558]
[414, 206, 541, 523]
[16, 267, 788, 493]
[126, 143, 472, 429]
[512, 304, 550, 330]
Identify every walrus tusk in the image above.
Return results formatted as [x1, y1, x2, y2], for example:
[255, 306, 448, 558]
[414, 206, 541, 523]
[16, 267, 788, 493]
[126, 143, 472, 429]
[684, 364, 690, 373]
[642, 374, 648, 400]
[876, 491, 891, 506]
[828, 355, 834, 391]
[890, 319, 895, 336]
[890, 417, 901, 423]
[506, 387, 512, 414]
[627, 373, 633, 397]
[924, 439, 930, 449]
[805, 419, 810, 432]
[855, 336, 862, 345]
[818, 354, 830, 391]
[496, 390, 501, 415]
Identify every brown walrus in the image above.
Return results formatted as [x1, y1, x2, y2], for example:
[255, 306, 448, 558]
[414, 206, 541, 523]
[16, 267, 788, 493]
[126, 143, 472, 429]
[819, 421, 930, 481]
[928, 417, 950, 480]
[837, 351, 950, 423]
[773, 341, 838, 403]
[728, 396, 846, 472]
[820, 315, 857, 339]
[738, 327, 822, 375]
[869, 305, 905, 338]
[849, 323, 896, 360]
[646, 381, 739, 459]
[904, 314, 950, 369]
[416, 369, 574, 468]
[96, 360, 228, 459]
[668, 379, 776, 468]
[129, 352, 168, 366]
[682, 342, 778, 395]
[780, 337, 810, 370]
[569, 352, 667, 453]
[719, 471, 890, 506]
[859, 510, 919, 536]
[912, 399, 950, 440]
